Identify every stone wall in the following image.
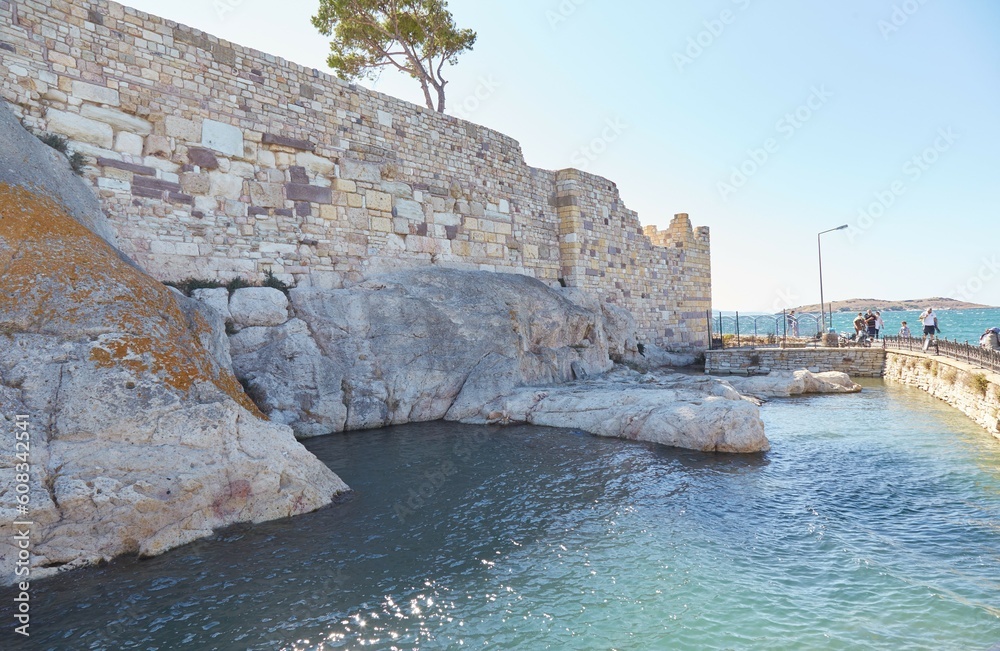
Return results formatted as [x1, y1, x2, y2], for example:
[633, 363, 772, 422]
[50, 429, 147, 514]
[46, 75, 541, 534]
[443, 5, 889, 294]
[884, 351, 1000, 441]
[0, 0, 711, 350]
[705, 347, 887, 378]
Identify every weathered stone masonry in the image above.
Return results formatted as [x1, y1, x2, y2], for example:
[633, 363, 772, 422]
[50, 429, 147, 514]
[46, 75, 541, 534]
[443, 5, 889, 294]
[705, 348, 887, 378]
[884, 351, 1000, 441]
[0, 0, 712, 350]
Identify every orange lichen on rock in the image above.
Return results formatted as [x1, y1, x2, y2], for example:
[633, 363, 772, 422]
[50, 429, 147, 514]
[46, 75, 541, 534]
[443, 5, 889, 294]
[0, 183, 264, 417]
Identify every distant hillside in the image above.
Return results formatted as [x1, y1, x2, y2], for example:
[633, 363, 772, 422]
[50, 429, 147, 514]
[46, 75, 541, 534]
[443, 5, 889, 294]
[791, 297, 995, 313]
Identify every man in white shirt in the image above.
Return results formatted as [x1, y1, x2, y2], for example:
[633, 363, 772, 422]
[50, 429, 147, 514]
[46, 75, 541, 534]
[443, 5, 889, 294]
[919, 308, 938, 350]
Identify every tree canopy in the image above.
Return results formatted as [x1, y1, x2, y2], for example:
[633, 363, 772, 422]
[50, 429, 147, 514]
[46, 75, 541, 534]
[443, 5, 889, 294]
[311, 0, 477, 113]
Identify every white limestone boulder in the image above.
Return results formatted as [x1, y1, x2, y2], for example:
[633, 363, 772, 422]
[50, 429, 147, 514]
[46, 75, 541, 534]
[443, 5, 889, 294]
[450, 368, 769, 453]
[723, 369, 862, 398]
[229, 287, 289, 328]
[191, 287, 232, 322]
[230, 319, 348, 437]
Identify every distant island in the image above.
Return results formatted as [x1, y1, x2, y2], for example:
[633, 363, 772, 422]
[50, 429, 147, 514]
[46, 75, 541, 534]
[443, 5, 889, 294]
[791, 297, 996, 313]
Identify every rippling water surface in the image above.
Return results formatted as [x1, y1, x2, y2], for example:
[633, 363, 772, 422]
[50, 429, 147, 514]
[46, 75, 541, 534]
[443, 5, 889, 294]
[3, 380, 1000, 650]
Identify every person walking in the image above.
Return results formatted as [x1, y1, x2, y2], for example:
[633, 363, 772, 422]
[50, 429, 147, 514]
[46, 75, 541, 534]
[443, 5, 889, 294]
[874, 311, 885, 340]
[919, 307, 939, 351]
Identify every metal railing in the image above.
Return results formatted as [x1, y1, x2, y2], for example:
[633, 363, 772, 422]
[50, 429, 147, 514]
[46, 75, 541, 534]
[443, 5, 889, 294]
[707, 310, 824, 350]
[883, 336, 1000, 374]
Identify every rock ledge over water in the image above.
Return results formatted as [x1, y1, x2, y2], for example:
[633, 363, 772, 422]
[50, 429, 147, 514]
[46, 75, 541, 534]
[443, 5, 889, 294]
[0, 99, 348, 586]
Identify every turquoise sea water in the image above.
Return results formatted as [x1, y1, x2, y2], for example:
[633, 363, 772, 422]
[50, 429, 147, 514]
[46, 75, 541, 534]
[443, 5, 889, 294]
[719, 307, 1000, 343]
[827, 307, 1000, 343]
[1, 381, 999, 650]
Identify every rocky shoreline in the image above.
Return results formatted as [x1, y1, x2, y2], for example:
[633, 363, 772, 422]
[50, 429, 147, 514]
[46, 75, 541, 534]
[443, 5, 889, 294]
[0, 96, 863, 585]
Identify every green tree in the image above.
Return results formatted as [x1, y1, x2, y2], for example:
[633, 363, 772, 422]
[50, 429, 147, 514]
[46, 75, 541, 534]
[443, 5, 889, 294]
[312, 0, 477, 113]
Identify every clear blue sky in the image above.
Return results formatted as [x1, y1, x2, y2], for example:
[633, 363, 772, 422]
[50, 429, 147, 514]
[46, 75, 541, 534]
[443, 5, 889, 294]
[123, 0, 1000, 311]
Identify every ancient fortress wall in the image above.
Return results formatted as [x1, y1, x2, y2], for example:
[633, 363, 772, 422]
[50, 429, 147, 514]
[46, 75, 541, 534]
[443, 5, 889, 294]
[0, 0, 711, 350]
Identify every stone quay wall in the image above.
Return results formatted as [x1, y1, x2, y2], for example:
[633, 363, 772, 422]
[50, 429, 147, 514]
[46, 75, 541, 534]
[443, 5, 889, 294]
[705, 348, 887, 378]
[0, 0, 711, 350]
[884, 351, 1000, 441]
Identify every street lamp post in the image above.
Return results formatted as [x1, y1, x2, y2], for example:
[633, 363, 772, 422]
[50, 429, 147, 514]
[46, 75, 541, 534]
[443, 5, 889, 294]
[818, 224, 849, 334]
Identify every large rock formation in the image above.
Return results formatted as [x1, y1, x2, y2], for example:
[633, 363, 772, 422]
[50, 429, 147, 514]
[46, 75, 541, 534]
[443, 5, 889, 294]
[228, 269, 616, 437]
[0, 99, 348, 585]
[217, 268, 770, 453]
[452, 368, 770, 453]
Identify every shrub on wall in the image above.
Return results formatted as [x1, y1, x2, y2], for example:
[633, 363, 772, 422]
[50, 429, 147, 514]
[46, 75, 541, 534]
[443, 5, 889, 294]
[968, 373, 990, 397]
[166, 273, 293, 297]
[940, 367, 958, 385]
[166, 278, 225, 295]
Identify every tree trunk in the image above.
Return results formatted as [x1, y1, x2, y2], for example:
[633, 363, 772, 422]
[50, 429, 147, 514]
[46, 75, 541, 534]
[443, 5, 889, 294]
[418, 77, 434, 111]
[435, 84, 446, 113]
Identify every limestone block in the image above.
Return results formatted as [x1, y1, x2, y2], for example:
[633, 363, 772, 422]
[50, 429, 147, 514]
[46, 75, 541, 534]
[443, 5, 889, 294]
[224, 200, 246, 218]
[230, 161, 256, 178]
[175, 242, 200, 256]
[202, 119, 244, 157]
[45, 110, 113, 148]
[164, 115, 201, 142]
[407, 235, 438, 254]
[393, 198, 424, 221]
[71, 80, 120, 106]
[40, 88, 68, 103]
[49, 51, 77, 67]
[113, 131, 144, 156]
[80, 105, 152, 135]
[345, 208, 369, 229]
[296, 151, 335, 176]
[258, 149, 276, 168]
[334, 179, 357, 193]
[433, 212, 461, 227]
[142, 156, 180, 173]
[366, 190, 392, 212]
[194, 196, 217, 212]
[250, 182, 285, 208]
[143, 134, 171, 158]
[209, 171, 245, 199]
[340, 159, 381, 182]
[180, 173, 210, 195]
[229, 287, 290, 327]
[260, 242, 298, 255]
[377, 110, 393, 127]
[381, 181, 412, 198]
[97, 177, 129, 192]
